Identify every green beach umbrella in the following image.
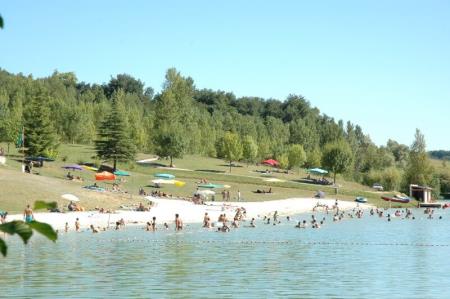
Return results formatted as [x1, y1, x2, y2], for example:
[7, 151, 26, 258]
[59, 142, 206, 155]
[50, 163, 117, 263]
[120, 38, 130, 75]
[114, 170, 130, 176]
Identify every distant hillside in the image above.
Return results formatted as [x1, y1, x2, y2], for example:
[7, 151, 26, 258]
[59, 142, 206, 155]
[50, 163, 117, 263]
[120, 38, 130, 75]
[429, 150, 450, 160]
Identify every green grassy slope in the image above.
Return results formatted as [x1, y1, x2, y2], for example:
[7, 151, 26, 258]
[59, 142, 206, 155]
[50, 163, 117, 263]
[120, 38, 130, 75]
[0, 143, 413, 213]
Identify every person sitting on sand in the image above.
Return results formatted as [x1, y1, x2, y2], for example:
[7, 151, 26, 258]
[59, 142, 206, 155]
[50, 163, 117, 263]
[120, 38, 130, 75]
[175, 214, 183, 231]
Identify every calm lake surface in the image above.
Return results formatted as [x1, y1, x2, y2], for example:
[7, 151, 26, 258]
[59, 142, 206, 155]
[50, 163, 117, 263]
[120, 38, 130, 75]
[2, 209, 450, 299]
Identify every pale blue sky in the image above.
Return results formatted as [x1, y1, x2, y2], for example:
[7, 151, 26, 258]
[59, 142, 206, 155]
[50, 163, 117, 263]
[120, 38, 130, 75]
[1, 1, 449, 150]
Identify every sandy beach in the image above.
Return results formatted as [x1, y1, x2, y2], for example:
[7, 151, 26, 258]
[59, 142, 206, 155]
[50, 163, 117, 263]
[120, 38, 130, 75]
[8, 197, 371, 231]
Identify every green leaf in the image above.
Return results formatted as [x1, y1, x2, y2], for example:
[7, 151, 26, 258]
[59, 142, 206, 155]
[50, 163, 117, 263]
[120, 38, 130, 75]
[28, 221, 58, 242]
[0, 15, 3, 29]
[0, 238, 7, 257]
[0, 221, 33, 244]
[34, 200, 57, 210]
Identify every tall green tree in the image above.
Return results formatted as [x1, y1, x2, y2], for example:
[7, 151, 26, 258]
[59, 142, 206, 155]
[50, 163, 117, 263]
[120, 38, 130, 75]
[95, 90, 136, 171]
[242, 135, 258, 165]
[288, 144, 306, 173]
[222, 132, 242, 172]
[322, 140, 353, 184]
[23, 90, 59, 157]
[305, 148, 322, 169]
[154, 126, 186, 168]
[404, 129, 434, 187]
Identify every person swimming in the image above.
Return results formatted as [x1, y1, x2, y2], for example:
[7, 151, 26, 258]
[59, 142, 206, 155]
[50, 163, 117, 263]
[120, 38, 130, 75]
[90, 225, 99, 233]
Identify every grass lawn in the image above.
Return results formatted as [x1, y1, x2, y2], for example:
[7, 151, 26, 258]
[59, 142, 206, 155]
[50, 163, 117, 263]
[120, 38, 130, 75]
[0, 142, 416, 213]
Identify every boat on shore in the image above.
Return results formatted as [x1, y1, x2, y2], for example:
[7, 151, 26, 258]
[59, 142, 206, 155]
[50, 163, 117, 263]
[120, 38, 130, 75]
[382, 195, 410, 204]
[355, 197, 367, 203]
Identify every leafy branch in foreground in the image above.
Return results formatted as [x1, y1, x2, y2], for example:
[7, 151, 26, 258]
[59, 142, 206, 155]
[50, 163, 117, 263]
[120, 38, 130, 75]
[0, 201, 58, 257]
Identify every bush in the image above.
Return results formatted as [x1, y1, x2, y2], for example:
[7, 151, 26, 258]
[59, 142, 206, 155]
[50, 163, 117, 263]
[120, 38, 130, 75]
[364, 167, 402, 191]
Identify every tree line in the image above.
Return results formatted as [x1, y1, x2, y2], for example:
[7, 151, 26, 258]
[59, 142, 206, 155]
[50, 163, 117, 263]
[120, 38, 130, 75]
[0, 68, 448, 196]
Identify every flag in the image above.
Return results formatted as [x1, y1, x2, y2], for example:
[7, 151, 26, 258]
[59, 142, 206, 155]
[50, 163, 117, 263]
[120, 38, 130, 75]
[16, 127, 24, 148]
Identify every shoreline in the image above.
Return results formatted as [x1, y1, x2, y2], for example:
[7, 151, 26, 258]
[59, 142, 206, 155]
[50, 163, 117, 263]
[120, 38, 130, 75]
[7, 197, 372, 231]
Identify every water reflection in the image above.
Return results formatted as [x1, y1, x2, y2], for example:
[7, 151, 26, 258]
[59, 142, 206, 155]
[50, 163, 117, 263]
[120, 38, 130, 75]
[1, 212, 450, 298]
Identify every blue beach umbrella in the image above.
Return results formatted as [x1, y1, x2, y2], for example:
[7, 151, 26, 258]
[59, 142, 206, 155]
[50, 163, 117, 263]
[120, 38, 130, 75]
[114, 170, 130, 176]
[307, 168, 328, 175]
[154, 173, 175, 180]
[62, 164, 83, 171]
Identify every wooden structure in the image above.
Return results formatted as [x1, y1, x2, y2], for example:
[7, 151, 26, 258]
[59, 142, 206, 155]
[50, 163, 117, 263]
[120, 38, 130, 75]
[410, 184, 441, 208]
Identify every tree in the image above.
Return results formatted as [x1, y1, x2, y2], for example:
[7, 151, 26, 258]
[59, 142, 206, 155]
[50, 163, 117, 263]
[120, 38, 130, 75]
[23, 90, 59, 157]
[222, 132, 242, 172]
[305, 148, 322, 169]
[277, 152, 289, 172]
[242, 135, 258, 165]
[322, 140, 353, 184]
[95, 90, 136, 171]
[288, 144, 306, 173]
[403, 129, 434, 187]
[154, 127, 186, 167]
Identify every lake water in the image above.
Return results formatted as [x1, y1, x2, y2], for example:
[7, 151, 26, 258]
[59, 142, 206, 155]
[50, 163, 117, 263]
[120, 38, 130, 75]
[1, 209, 450, 299]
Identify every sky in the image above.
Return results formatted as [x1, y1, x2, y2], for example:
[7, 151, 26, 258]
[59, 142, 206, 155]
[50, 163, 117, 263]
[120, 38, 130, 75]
[1, 0, 449, 150]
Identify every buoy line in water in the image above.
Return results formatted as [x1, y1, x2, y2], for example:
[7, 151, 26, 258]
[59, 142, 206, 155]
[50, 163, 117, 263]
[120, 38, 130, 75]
[91, 239, 450, 247]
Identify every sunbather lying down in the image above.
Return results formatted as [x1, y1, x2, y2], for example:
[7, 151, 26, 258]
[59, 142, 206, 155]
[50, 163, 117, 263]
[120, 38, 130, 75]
[254, 188, 272, 194]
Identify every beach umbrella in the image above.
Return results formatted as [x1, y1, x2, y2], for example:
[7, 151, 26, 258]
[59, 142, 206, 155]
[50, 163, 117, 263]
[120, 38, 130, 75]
[174, 181, 186, 187]
[83, 165, 99, 171]
[152, 179, 175, 185]
[114, 170, 130, 176]
[26, 156, 55, 162]
[61, 194, 80, 202]
[307, 168, 328, 175]
[95, 171, 116, 181]
[196, 189, 215, 196]
[62, 164, 83, 171]
[262, 159, 279, 167]
[154, 173, 175, 180]
[198, 183, 226, 189]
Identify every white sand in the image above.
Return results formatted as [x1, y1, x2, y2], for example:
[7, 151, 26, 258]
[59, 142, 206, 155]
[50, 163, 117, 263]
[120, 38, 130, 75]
[8, 197, 371, 231]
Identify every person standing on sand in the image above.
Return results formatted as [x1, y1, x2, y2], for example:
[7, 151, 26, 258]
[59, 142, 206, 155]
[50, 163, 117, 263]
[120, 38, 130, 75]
[23, 205, 34, 223]
[75, 218, 80, 232]
[175, 214, 183, 231]
[226, 191, 230, 201]
[237, 190, 241, 202]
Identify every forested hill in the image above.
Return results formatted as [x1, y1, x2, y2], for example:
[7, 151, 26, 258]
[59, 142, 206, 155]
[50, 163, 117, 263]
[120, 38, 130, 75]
[0, 67, 441, 193]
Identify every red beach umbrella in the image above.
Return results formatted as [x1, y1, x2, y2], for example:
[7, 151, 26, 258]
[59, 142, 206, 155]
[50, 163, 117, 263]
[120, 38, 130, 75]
[262, 159, 279, 167]
[95, 171, 116, 181]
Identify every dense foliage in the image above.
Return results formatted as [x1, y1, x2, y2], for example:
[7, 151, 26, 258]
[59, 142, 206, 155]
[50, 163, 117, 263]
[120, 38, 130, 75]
[0, 68, 447, 195]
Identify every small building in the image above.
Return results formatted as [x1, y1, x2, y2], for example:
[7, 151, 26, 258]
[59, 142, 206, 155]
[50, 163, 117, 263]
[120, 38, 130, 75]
[410, 184, 438, 208]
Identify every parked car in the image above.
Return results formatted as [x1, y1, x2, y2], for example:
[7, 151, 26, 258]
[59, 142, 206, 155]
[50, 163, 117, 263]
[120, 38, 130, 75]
[372, 183, 384, 191]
